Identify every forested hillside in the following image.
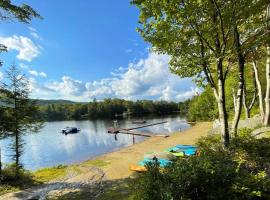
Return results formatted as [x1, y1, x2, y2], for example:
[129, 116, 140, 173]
[37, 98, 188, 121]
[34, 99, 80, 105]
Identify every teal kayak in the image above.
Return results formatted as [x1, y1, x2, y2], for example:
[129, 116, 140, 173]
[165, 145, 197, 156]
[138, 158, 171, 167]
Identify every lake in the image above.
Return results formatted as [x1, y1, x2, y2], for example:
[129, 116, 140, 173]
[0, 115, 190, 171]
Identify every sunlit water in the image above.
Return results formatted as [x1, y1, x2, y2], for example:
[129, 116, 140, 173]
[0, 115, 190, 170]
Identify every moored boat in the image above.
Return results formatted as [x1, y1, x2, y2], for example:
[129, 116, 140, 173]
[61, 127, 80, 134]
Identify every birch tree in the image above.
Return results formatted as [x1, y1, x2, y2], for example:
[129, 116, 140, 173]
[229, 0, 269, 134]
[131, 0, 235, 146]
[132, 0, 269, 142]
[263, 5, 270, 125]
[242, 67, 257, 119]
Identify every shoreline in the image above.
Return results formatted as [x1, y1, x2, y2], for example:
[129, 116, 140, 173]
[70, 125, 192, 167]
[76, 122, 212, 180]
[0, 122, 213, 199]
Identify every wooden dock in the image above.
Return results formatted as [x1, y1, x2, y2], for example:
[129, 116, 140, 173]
[108, 130, 169, 138]
[107, 121, 169, 138]
[187, 122, 196, 125]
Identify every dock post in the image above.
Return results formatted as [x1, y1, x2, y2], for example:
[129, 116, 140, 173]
[113, 120, 119, 128]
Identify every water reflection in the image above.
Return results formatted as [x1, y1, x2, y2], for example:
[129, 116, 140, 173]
[0, 115, 189, 170]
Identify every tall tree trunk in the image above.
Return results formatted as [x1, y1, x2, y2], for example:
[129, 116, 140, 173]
[253, 60, 264, 120]
[264, 46, 270, 126]
[243, 68, 257, 119]
[243, 85, 249, 119]
[15, 128, 19, 178]
[13, 94, 21, 178]
[231, 26, 245, 135]
[217, 59, 229, 147]
[232, 89, 237, 113]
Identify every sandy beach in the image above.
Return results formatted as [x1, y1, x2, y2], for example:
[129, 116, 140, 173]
[91, 122, 212, 180]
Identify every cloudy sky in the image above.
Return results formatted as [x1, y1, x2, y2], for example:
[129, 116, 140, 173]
[0, 0, 196, 102]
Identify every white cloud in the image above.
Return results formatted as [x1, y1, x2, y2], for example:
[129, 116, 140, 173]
[29, 70, 47, 78]
[0, 35, 40, 62]
[29, 70, 38, 76]
[0, 71, 3, 81]
[19, 63, 29, 69]
[30, 32, 40, 40]
[29, 52, 197, 102]
[29, 27, 41, 40]
[47, 76, 86, 96]
[28, 77, 56, 99]
[29, 27, 37, 32]
[39, 72, 47, 78]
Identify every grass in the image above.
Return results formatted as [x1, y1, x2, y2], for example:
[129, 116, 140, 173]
[0, 184, 20, 196]
[0, 164, 42, 196]
[82, 159, 110, 167]
[0, 159, 110, 197]
[33, 164, 68, 183]
[30, 159, 110, 184]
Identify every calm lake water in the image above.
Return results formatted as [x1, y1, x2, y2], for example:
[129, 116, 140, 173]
[0, 115, 190, 171]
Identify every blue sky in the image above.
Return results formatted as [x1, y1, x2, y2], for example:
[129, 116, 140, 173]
[0, 0, 196, 102]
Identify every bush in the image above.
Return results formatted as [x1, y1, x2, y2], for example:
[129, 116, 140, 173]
[133, 161, 171, 200]
[0, 164, 40, 195]
[132, 130, 270, 200]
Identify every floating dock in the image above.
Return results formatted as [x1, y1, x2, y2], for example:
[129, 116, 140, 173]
[107, 121, 169, 138]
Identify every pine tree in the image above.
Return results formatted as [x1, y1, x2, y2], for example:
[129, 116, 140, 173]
[0, 65, 42, 177]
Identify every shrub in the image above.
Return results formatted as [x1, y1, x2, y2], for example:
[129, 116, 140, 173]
[132, 160, 172, 200]
[132, 130, 270, 200]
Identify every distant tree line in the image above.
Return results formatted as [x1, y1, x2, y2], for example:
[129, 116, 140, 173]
[38, 99, 189, 121]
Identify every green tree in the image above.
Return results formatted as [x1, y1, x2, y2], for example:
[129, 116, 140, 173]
[188, 86, 218, 122]
[131, 0, 269, 145]
[263, 5, 270, 125]
[0, 65, 42, 177]
[131, 0, 234, 146]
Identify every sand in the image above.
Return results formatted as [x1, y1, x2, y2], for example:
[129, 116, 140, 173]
[96, 122, 212, 180]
